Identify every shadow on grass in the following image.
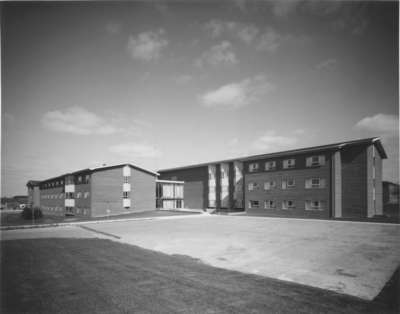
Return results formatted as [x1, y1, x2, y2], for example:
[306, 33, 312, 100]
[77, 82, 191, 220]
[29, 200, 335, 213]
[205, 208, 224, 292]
[1, 238, 398, 314]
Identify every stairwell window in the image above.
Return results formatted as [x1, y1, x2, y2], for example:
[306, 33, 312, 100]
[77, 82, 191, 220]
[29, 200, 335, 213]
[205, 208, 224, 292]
[123, 192, 129, 199]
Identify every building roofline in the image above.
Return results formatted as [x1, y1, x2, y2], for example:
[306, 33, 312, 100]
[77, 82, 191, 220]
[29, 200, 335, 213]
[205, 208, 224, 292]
[158, 137, 387, 172]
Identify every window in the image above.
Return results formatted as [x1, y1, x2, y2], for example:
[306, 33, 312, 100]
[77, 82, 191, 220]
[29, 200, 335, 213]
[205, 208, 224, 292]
[264, 200, 276, 209]
[282, 178, 295, 189]
[84, 192, 90, 198]
[283, 159, 296, 169]
[265, 161, 276, 171]
[123, 191, 129, 199]
[249, 200, 260, 208]
[76, 192, 82, 199]
[221, 172, 225, 179]
[78, 176, 82, 183]
[66, 192, 74, 199]
[282, 200, 295, 209]
[249, 163, 259, 172]
[305, 200, 325, 211]
[85, 175, 90, 184]
[305, 178, 326, 189]
[124, 176, 129, 183]
[176, 199, 182, 208]
[264, 181, 276, 190]
[306, 155, 325, 167]
[248, 182, 258, 191]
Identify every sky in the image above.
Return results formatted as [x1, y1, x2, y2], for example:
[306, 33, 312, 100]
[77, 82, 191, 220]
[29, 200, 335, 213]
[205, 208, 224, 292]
[1, 0, 399, 196]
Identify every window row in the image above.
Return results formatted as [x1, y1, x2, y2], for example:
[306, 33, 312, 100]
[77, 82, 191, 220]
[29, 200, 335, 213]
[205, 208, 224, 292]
[248, 155, 326, 172]
[248, 178, 326, 191]
[42, 192, 90, 199]
[42, 180, 64, 189]
[249, 200, 326, 211]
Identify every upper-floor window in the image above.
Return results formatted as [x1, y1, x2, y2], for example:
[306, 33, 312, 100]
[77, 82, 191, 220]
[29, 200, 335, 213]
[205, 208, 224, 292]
[283, 159, 296, 169]
[248, 182, 258, 191]
[124, 176, 129, 183]
[123, 191, 129, 199]
[282, 178, 295, 189]
[264, 200, 276, 209]
[84, 192, 90, 199]
[282, 200, 295, 209]
[265, 161, 276, 171]
[249, 163, 259, 172]
[65, 192, 74, 199]
[76, 192, 82, 199]
[85, 175, 90, 184]
[306, 155, 325, 167]
[305, 200, 325, 211]
[78, 176, 82, 183]
[221, 172, 225, 179]
[264, 181, 276, 190]
[305, 178, 326, 189]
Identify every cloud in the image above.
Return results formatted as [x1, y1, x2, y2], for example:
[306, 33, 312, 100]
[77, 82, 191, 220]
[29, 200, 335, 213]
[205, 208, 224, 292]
[42, 106, 119, 135]
[203, 20, 259, 44]
[271, 1, 299, 17]
[256, 27, 282, 53]
[127, 29, 168, 61]
[251, 131, 298, 152]
[109, 143, 162, 158]
[106, 21, 122, 34]
[174, 74, 193, 84]
[199, 75, 274, 109]
[195, 41, 238, 67]
[315, 58, 337, 71]
[355, 114, 399, 136]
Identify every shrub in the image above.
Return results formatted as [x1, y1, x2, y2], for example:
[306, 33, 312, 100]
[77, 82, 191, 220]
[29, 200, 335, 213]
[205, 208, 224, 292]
[21, 207, 43, 220]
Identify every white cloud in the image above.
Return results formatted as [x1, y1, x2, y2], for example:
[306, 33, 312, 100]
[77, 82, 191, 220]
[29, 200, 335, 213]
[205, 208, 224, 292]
[204, 20, 259, 44]
[199, 75, 274, 109]
[355, 114, 399, 135]
[251, 131, 298, 152]
[256, 27, 282, 53]
[195, 41, 238, 67]
[127, 29, 168, 61]
[42, 106, 119, 135]
[106, 21, 122, 34]
[109, 143, 162, 158]
[315, 58, 337, 71]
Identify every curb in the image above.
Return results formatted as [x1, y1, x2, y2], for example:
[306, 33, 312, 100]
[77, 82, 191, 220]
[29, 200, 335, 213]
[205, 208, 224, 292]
[1, 212, 210, 231]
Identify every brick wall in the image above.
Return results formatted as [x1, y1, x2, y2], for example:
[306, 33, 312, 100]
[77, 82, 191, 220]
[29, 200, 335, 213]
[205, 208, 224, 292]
[130, 167, 156, 211]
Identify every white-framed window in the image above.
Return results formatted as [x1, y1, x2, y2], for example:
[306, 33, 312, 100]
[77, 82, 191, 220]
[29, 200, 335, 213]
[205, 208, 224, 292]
[305, 200, 325, 211]
[85, 175, 90, 183]
[282, 200, 295, 209]
[84, 192, 90, 198]
[123, 191, 129, 199]
[305, 178, 326, 189]
[76, 192, 82, 199]
[124, 176, 129, 183]
[248, 182, 258, 191]
[306, 155, 326, 167]
[265, 161, 276, 171]
[249, 200, 260, 208]
[78, 176, 82, 183]
[282, 178, 295, 189]
[249, 163, 259, 172]
[283, 159, 296, 169]
[264, 200, 276, 209]
[264, 181, 276, 190]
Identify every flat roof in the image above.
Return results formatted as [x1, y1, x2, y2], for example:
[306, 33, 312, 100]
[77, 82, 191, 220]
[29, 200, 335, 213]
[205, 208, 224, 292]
[158, 137, 387, 172]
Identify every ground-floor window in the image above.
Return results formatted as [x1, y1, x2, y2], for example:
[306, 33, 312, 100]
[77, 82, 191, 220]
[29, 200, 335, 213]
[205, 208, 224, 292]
[249, 200, 260, 208]
[176, 199, 182, 208]
[282, 200, 295, 210]
[264, 200, 276, 209]
[305, 200, 325, 211]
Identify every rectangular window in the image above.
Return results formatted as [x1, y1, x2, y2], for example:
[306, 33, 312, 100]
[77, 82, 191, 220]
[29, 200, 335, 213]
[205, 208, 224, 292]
[176, 199, 182, 208]
[249, 163, 259, 172]
[249, 200, 260, 208]
[221, 172, 225, 179]
[124, 176, 129, 183]
[282, 200, 295, 209]
[65, 192, 74, 199]
[265, 161, 276, 171]
[78, 176, 82, 183]
[248, 182, 258, 191]
[305, 200, 325, 211]
[283, 159, 295, 169]
[305, 178, 326, 189]
[282, 179, 295, 189]
[264, 200, 276, 209]
[123, 191, 129, 199]
[264, 181, 276, 190]
[85, 175, 90, 183]
[306, 155, 326, 167]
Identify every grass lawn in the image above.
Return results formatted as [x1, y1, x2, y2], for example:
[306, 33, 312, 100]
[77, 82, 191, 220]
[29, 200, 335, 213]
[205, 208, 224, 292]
[1, 238, 398, 313]
[0, 209, 198, 227]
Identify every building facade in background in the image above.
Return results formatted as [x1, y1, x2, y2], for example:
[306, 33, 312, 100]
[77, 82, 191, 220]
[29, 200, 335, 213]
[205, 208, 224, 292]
[27, 164, 158, 218]
[158, 137, 386, 219]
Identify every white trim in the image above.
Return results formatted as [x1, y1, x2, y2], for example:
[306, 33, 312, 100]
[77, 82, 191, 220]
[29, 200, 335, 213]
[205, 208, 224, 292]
[156, 179, 185, 184]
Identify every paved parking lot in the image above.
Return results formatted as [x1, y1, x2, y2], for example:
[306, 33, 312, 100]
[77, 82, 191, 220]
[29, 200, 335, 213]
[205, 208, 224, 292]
[82, 215, 400, 300]
[2, 214, 399, 300]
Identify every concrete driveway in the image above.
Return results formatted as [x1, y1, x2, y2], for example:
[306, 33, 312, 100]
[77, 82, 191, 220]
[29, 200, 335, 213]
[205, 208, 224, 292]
[82, 215, 400, 300]
[2, 215, 399, 300]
